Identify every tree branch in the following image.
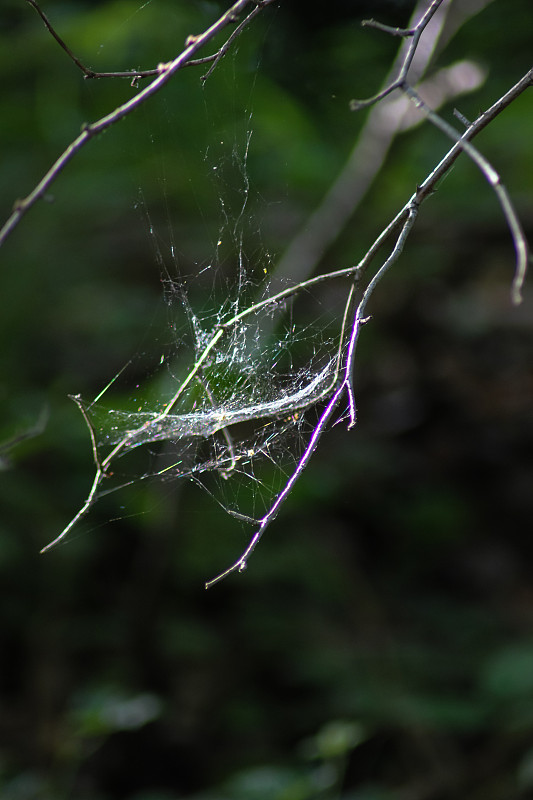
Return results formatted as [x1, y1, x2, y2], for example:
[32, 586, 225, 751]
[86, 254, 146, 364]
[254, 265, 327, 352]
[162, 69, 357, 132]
[0, 0, 275, 248]
[268, 0, 453, 294]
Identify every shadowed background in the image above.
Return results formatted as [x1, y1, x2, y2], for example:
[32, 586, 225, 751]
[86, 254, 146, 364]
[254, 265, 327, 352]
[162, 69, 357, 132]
[1, 1, 533, 798]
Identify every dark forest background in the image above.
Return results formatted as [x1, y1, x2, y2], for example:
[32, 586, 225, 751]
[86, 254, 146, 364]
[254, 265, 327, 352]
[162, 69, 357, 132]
[1, 1, 533, 798]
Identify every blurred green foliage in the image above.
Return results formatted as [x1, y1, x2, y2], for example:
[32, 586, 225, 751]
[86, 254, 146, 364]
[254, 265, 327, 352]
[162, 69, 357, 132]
[1, 1, 533, 799]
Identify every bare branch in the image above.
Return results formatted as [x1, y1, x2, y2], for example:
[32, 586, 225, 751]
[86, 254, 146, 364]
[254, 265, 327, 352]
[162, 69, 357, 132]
[205, 207, 419, 589]
[0, 0, 275, 248]
[269, 0, 454, 294]
[403, 81, 531, 303]
[205, 383, 346, 588]
[25, 0, 97, 78]
[28, 2, 530, 586]
[350, 0, 446, 111]
[204, 57, 533, 583]
[25, 0, 266, 84]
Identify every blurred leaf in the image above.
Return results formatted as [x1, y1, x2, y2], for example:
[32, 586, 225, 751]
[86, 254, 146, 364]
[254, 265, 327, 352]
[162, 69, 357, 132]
[70, 687, 163, 737]
[480, 643, 533, 699]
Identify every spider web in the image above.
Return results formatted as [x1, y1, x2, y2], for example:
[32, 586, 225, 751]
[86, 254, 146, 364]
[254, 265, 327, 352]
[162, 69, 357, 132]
[29, 0, 529, 585]
[10, 0, 528, 586]
[49, 34, 348, 550]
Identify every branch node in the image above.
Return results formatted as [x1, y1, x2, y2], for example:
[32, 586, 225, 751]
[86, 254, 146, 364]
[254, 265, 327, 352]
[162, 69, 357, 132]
[453, 107, 471, 128]
[361, 18, 415, 38]
[350, 83, 399, 112]
[349, 99, 365, 112]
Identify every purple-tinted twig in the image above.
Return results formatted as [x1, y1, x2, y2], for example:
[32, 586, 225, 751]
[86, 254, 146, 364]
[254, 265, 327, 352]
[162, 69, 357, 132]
[205, 383, 345, 588]
[205, 208, 419, 589]
[205, 62, 533, 585]
[42, 64, 533, 567]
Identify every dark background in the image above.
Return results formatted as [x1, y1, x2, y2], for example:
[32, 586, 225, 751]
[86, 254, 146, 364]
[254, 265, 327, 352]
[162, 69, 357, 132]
[1, 1, 533, 798]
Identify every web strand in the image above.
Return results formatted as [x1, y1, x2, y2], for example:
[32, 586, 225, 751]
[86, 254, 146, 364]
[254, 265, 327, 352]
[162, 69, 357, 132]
[33, 3, 530, 583]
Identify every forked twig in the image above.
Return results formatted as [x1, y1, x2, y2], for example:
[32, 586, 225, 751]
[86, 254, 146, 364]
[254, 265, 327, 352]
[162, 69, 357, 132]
[41, 58, 532, 563]
[350, 0, 445, 112]
[403, 84, 529, 303]
[0, 0, 275, 248]
[269, 0, 462, 294]
[347, 1, 531, 304]
[205, 69, 533, 584]
[39, 278, 354, 554]
[25, 0, 266, 84]
[32, 4, 530, 586]
[205, 206, 419, 588]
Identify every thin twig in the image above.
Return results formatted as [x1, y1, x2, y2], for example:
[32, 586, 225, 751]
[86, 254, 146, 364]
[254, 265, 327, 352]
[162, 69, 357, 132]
[403, 83, 530, 303]
[26, 0, 265, 84]
[40, 395, 102, 553]
[42, 63, 532, 561]
[34, 5, 531, 581]
[25, 0, 95, 77]
[268, 0, 453, 295]
[205, 382, 346, 588]
[345, 206, 419, 427]
[350, 0, 445, 111]
[205, 209, 419, 588]
[200, 4, 266, 83]
[0, 0, 275, 248]
[204, 58, 533, 583]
